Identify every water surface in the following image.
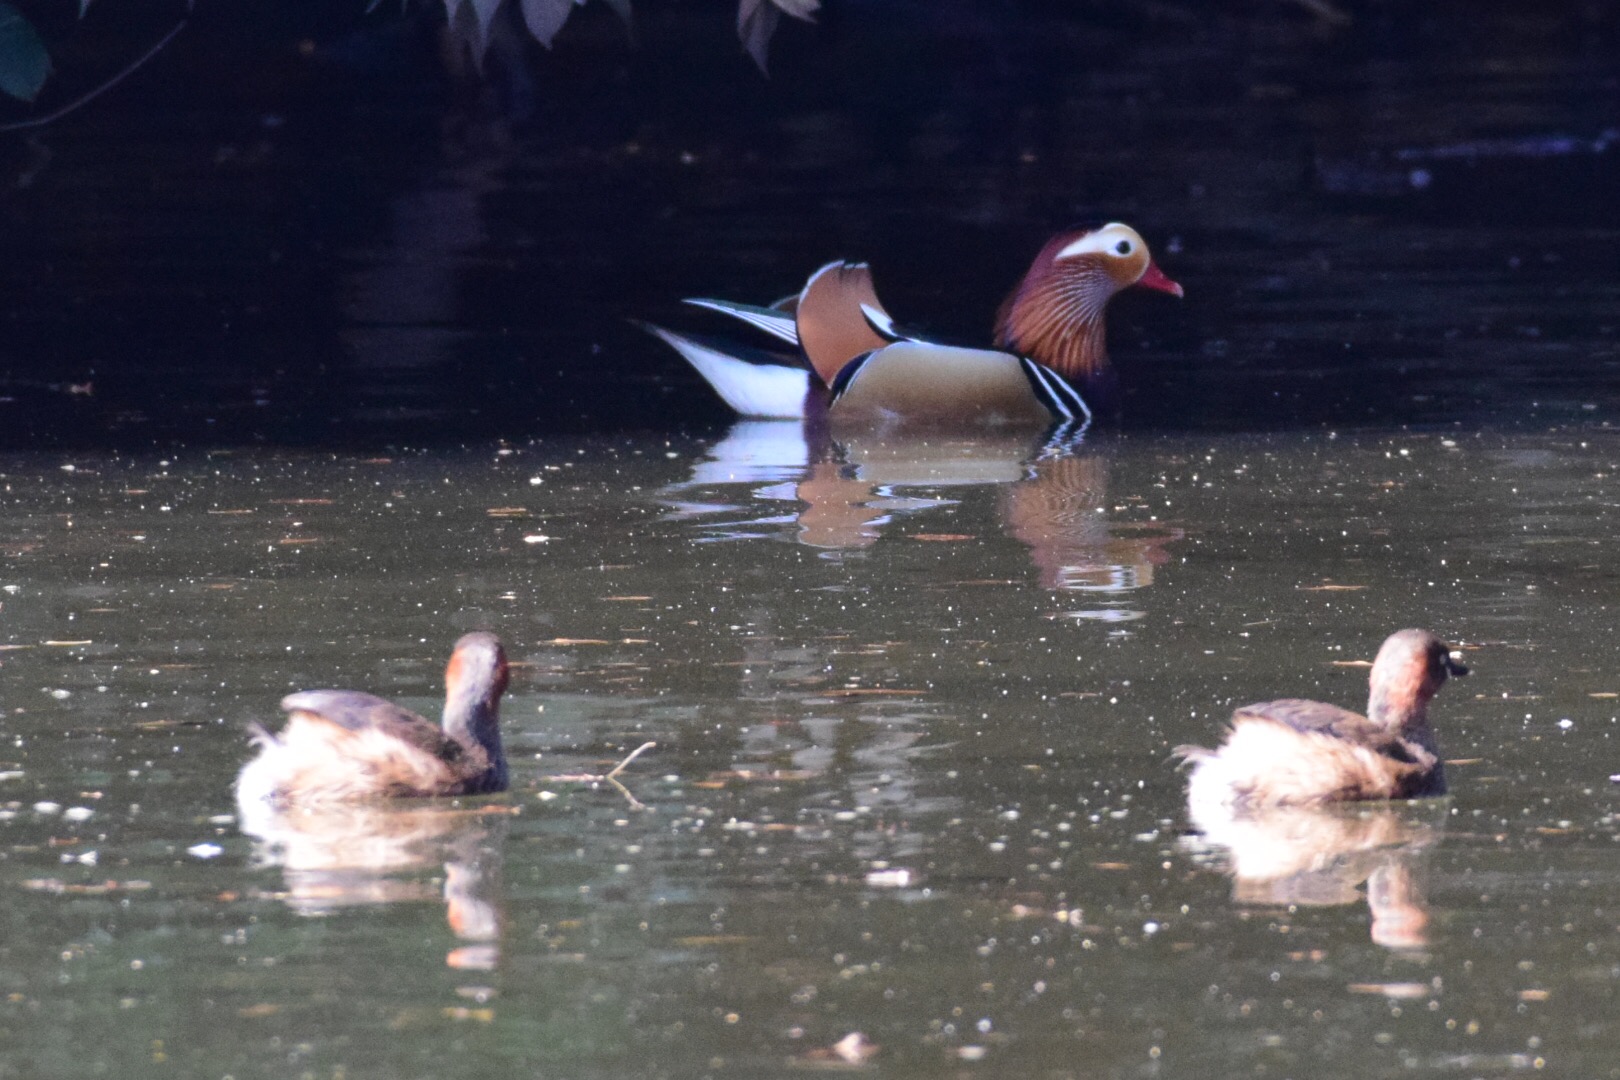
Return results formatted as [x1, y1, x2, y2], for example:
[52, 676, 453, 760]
[2, 424, 1617, 1077]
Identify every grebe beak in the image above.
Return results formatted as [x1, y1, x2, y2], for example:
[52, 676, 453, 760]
[1444, 651, 1469, 678]
[1136, 261, 1184, 299]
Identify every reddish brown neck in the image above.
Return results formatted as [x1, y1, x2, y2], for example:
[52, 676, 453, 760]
[993, 261, 1113, 384]
[443, 677, 506, 787]
[1367, 676, 1435, 737]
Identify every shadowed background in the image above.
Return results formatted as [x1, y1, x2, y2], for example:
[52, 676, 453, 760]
[1, 0, 1616, 447]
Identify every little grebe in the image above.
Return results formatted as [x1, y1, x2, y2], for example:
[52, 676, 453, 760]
[236, 632, 510, 805]
[1177, 629, 1466, 810]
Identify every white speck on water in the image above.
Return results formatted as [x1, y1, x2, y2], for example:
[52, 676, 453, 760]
[33, 801, 61, 815]
[63, 807, 94, 822]
[866, 868, 914, 888]
[187, 843, 224, 859]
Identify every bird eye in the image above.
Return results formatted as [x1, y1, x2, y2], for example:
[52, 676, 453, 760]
[1114, 240, 1132, 256]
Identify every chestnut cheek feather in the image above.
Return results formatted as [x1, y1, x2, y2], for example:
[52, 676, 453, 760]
[445, 650, 468, 689]
[1374, 661, 1432, 725]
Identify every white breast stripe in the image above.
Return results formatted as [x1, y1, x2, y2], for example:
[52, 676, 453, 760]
[1021, 359, 1067, 418]
[1020, 358, 1092, 422]
[827, 352, 875, 406]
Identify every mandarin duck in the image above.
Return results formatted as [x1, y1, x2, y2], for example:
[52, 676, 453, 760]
[644, 222, 1182, 425]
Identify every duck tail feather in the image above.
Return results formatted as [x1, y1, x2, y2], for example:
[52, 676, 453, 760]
[641, 322, 813, 418]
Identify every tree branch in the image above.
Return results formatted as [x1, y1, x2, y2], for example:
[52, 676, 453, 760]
[0, 19, 187, 133]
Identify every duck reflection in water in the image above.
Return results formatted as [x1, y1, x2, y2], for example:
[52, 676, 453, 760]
[1183, 801, 1442, 950]
[664, 420, 1180, 594]
[1003, 450, 1180, 593]
[239, 801, 509, 971]
[1178, 629, 1467, 950]
[235, 633, 516, 971]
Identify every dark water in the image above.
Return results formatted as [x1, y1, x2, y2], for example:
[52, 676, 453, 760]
[1, 3, 1619, 1078]
[1, 2, 1616, 445]
[1, 429, 1618, 1077]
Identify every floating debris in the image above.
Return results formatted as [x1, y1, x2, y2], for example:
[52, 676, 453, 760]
[1348, 982, 1430, 999]
[864, 868, 915, 888]
[543, 742, 657, 810]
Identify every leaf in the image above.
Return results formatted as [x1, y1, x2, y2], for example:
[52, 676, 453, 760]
[519, 0, 632, 49]
[599, 0, 634, 38]
[469, 0, 502, 56]
[0, 2, 51, 102]
[736, 0, 816, 73]
[440, 0, 492, 67]
[771, 0, 819, 18]
[519, 0, 575, 47]
[736, 0, 779, 73]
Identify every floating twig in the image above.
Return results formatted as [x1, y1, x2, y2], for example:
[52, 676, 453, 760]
[604, 740, 657, 780]
[545, 741, 658, 810]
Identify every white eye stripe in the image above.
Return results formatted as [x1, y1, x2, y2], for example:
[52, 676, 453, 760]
[1054, 223, 1138, 260]
[1055, 235, 1111, 259]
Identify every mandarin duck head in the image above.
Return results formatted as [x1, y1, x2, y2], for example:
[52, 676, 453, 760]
[993, 223, 1182, 400]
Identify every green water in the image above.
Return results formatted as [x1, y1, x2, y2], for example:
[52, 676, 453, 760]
[0, 424, 1616, 1078]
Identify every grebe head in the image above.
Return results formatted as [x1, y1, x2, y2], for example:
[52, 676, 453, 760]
[443, 632, 509, 791]
[1368, 629, 1466, 729]
[445, 632, 508, 701]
